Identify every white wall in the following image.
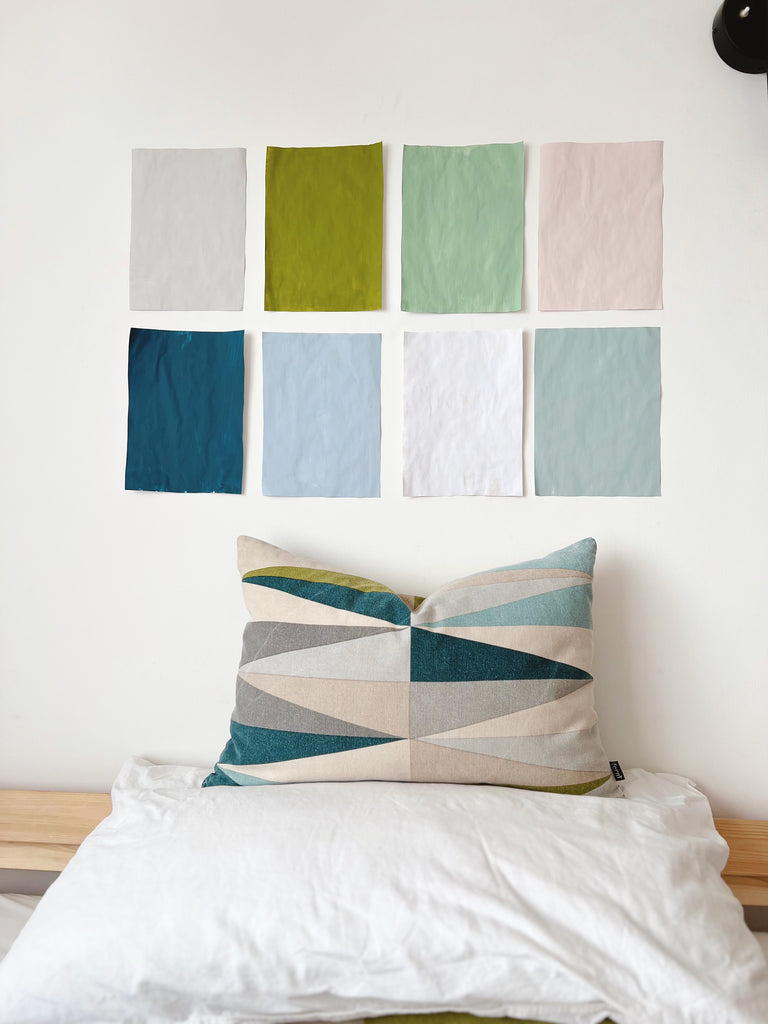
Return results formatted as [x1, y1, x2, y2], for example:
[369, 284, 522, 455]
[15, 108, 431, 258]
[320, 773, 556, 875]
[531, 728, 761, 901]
[1, 0, 766, 819]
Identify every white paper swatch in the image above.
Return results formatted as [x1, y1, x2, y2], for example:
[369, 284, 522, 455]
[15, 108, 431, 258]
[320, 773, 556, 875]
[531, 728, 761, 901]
[403, 330, 523, 497]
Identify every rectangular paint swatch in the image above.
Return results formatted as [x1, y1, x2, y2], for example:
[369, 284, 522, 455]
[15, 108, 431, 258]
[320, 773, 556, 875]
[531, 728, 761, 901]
[401, 143, 524, 312]
[130, 149, 246, 311]
[262, 333, 381, 497]
[403, 330, 523, 496]
[534, 327, 661, 496]
[125, 328, 244, 494]
[538, 142, 663, 311]
[264, 144, 383, 311]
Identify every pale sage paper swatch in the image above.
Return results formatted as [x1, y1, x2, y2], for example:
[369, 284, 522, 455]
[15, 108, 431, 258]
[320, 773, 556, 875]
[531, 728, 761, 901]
[130, 148, 246, 310]
[535, 327, 661, 496]
[401, 144, 524, 312]
[538, 141, 663, 311]
[403, 330, 523, 496]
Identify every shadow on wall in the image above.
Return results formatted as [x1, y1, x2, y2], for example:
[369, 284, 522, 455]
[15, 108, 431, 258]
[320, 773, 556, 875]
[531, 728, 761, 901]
[590, 548, 643, 767]
[590, 547, 698, 779]
[0, 870, 58, 898]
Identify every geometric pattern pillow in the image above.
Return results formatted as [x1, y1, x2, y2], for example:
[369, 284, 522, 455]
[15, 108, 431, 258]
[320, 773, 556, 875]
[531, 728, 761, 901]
[203, 536, 618, 796]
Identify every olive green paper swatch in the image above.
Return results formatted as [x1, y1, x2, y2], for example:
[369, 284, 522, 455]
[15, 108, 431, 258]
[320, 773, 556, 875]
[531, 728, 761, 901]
[401, 143, 524, 313]
[265, 142, 383, 311]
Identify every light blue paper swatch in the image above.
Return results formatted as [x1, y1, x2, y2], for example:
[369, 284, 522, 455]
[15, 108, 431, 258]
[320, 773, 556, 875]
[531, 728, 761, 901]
[262, 333, 381, 497]
[535, 327, 661, 496]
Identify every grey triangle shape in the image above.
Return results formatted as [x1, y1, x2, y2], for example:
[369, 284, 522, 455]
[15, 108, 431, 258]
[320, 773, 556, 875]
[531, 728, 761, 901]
[410, 678, 587, 738]
[241, 621, 396, 664]
[233, 677, 401, 738]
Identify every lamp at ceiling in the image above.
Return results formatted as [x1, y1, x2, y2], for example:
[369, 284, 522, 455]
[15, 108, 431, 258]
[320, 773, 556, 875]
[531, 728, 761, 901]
[712, 0, 768, 73]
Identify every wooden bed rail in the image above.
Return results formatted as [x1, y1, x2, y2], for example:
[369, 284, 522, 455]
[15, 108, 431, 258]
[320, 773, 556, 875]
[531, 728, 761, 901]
[0, 790, 112, 871]
[714, 818, 768, 907]
[0, 791, 766, 905]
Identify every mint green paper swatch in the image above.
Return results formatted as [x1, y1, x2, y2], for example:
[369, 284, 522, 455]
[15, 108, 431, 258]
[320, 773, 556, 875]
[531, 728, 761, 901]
[265, 143, 383, 311]
[401, 143, 524, 313]
[535, 328, 661, 496]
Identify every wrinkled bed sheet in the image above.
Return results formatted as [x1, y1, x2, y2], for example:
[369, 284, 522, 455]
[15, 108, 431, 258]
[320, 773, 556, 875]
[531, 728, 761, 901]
[0, 759, 766, 1024]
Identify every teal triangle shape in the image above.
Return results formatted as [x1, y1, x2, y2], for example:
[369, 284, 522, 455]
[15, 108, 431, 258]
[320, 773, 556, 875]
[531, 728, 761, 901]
[243, 576, 410, 625]
[481, 538, 596, 575]
[216, 767, 277, 786]
[422, 584, 592, 630]
[411, 627, 591, 682]
[213, 720, 398, 770]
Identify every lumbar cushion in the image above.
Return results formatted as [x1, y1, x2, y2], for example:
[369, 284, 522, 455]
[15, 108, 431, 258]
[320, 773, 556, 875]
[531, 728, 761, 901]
[203, 536, 617, 796]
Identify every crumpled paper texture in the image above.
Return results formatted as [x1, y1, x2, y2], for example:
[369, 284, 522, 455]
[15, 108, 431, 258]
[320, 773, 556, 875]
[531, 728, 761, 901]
[403, 330, 523, 496]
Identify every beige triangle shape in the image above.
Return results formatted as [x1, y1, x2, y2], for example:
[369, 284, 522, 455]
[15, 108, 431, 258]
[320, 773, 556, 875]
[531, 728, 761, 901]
[440, 567, 591, 593]
[241, 582, 402, 630]
[239, 672, 410, 737]
[238, 535, 332, 576]
[422, 682, 596, 741]
[221, 738, 411, 783]
[409, 740, 605, 787]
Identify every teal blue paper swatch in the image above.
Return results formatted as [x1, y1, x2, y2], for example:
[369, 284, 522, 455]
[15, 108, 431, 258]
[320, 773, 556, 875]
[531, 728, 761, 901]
[125, 328, 244, 494]
[535, 327, 661, 496]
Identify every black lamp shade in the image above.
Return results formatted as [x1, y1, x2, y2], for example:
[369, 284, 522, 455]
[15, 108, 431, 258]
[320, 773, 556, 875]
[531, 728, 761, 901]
[712, 0, 768, 72]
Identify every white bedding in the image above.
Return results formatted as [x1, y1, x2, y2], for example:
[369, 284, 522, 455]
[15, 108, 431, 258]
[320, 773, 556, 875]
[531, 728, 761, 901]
[0, 758, 766, 1024]
[0, 894, 39, 961]
[4, 903, 765, 976]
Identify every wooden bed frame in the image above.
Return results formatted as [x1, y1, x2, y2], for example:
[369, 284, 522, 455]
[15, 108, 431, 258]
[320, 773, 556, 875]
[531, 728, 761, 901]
[0, 789, 767, 906]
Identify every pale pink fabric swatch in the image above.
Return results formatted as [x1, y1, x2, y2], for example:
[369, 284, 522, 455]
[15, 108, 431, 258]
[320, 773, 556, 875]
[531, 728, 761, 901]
[538, 141, 663, 311]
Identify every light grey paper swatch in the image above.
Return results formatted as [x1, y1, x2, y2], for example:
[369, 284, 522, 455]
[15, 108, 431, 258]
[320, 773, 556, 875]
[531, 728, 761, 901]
[534, 327, 661, 496]
[130, 148, 246, 310]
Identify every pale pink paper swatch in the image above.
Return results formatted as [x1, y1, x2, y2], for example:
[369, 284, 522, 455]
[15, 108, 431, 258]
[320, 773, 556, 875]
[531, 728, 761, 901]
[538, 141, 663, 311]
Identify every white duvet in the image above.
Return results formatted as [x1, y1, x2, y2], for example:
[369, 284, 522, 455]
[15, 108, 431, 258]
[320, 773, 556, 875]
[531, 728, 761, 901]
[0, 758, 766, 1024]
